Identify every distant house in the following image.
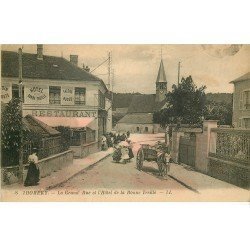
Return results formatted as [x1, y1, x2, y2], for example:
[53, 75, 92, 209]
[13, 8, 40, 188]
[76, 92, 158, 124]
[116, 60, 168, 133]
[230, 72, 250, 128]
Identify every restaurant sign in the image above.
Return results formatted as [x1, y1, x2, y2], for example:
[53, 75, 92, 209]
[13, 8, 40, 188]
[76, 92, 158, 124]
[24, 85, 49, 104]
[26, 109, 98, 118]
[61, 87, 74, 105]
[1, 85, 12, 103]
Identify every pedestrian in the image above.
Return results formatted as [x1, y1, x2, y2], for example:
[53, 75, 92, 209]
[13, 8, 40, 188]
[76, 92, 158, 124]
[101, 135, 107, 150]
[126, 131, 130, 138]
[122, 133, 127, 141]
[126, 139, 134, 160]
[24, 148, 40, 186]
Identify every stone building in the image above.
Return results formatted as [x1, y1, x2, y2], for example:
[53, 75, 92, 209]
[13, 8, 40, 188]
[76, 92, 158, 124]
[1, 45, 112, 156]
[116, 59, 168, 133]
[230, 72, 250, 128]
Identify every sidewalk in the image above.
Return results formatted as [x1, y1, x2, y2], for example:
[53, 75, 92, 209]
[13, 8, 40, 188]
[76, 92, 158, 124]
[169, 163, 250, 201]
[6, 148, 113, 190]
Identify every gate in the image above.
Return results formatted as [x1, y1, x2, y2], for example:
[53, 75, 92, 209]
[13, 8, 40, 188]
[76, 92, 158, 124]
[179, 134, 196, 167]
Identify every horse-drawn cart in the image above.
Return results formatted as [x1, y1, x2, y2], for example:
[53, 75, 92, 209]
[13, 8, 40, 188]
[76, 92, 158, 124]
[136, 143, 171, 176]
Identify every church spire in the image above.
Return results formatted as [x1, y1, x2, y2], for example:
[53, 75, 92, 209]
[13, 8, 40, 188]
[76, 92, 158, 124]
[156, 59, 167, 83]
[155, 59, 167, 102]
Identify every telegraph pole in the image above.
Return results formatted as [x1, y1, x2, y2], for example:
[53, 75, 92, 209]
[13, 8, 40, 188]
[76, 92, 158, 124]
[177, 61, 181, 85]
[18, 48, 24, 184]
[111, 68, 115, 105]
[107, 51, 112, 91]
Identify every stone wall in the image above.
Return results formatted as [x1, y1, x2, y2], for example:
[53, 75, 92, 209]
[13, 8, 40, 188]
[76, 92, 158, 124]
[1, 150, 73, 186]
[36, 150, 73, 178]
[208, 156, 250, 189]
[70, 141, 100, 158]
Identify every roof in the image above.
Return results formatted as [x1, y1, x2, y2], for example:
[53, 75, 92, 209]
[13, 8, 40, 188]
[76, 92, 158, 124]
[1, 50, 105, 84]
[127, 94, 166, 113]
[156, 59, 167, 83]
[117, 113, 154, 124]
[24, 115, 61, 137]
[34, 116, 95, 129]
[230, 72, 250, 83]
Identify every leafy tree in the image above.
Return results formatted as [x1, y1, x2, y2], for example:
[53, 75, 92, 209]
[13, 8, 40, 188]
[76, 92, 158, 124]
[55, 126, 71, 150]
[153, 76, 206, 126]
[204, 100, 233, 125]
[1, 99, 22, 166]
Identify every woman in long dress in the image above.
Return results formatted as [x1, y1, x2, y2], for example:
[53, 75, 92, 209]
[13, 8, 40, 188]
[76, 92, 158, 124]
[24, 148, 40, 186]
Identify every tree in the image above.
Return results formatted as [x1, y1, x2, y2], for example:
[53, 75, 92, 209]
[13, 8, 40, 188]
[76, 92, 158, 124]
[1, 99, 22, 166]
[204, 100, 233, 125]
[55, 126, 71, 150]
[153, 76, 206, 126]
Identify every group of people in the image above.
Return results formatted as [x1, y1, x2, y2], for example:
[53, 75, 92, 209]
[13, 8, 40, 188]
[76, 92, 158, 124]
[112, 138, 134, 164]
[100, 131, 134, 164]
[101, 131, 131, 151]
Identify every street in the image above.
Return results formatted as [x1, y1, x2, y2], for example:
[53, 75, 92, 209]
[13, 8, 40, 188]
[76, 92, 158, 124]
[55, 134, 194, 192]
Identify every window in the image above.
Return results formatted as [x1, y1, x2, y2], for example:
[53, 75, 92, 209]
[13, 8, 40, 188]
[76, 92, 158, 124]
[12, 84, 24, 101]
[49, 86, 61, 104]
[145, 127, 149, 132]
[244, 118, 250, 129]
[75, 87, 86, 105]
[244, 91, 250, 110]
[240, 90, 250, 110]
[136, 127, 140, 132]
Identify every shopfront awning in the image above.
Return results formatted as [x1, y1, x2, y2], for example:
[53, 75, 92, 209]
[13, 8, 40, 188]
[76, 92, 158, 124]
[34, 116, 96, 129]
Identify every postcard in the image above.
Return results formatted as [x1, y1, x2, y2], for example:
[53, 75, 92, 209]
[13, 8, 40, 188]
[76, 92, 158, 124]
[1, 44, 249, 201]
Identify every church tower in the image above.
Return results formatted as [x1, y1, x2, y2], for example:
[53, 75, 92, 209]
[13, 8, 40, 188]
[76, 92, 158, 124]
[155, 59, 167, 102]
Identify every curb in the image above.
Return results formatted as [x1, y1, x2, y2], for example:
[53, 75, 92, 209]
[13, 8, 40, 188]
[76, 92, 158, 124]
[46, 151, 113, 190]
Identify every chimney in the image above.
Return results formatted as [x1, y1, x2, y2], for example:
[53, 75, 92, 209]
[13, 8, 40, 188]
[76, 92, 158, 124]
[37, 44, 43, 60]
[70, 55, 78, 66]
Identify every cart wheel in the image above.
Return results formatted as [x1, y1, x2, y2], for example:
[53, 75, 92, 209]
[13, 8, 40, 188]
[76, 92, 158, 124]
[136, 149, 144, 170]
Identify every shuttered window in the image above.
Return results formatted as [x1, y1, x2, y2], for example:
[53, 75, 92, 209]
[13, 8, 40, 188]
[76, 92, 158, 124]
[75, 87, 86, 105]
[244, 91, 250, 110]
[49, 86, 61, 104]
[244, 118, 250, 129]
[12, 84, 24, 101]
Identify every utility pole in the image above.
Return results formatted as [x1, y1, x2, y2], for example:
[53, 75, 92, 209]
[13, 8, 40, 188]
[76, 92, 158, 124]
[107, 51, 112, 91]
[18, 48, 24, 184]
[177, 61, 181, 86]
[111, 68, 115, 106]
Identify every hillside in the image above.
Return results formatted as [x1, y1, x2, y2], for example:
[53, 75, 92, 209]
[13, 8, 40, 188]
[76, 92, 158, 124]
[113, 92, 233, 109]
[206, 93, 233, 104]
[112, 92, 142, 109]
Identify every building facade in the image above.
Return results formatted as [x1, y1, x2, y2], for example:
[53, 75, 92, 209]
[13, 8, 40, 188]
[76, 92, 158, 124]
[230, 72, 250, 128]
[1, 46, 112, 141]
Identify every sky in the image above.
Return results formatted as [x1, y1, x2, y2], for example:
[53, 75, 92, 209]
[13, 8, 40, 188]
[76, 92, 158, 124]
[2, 44, 250, 94]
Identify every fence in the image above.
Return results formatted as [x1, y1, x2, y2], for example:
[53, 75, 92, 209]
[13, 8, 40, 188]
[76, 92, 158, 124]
[22, 136, 68, 165]
[209, 128, 250, 166]
[70, 129, 96, 146]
